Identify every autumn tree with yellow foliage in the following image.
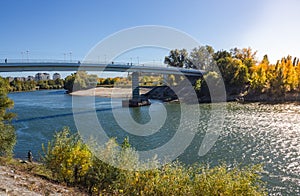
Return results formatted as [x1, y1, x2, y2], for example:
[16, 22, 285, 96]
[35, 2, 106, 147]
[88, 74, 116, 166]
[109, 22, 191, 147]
[41, 127, 92, 184]
[250, 55, 300, 96]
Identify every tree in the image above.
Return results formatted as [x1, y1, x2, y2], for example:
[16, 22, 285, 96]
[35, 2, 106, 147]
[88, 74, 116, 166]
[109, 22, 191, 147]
[64, 71, 97, 93]
[0, 77, 16, 157]
[250, 55, 270, 93]
[164, 49, 192, 68]
[231, 47, 257, 68]
[189, 45, 215, 70]
[280, 56, 298, 92]
[42, 127, 92, 184]
[268, 60, 285, 95]
[214, 50, 249, 88]
[64, 74, 76, 93]
[203, 71, 222, 90]
[262, 54, 269, 65]
[213, 50, 232, 61]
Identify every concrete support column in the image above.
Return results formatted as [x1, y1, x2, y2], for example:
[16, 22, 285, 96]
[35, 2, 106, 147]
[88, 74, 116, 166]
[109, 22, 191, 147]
[132, 72, 139, 100]
[162, 74, 168, 85]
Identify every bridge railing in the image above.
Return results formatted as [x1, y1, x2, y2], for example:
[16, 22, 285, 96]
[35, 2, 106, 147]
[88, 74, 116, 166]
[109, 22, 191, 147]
[0, 59, 169, 68]
[0, 59, 81, 64]
[0, 58, 199, 71]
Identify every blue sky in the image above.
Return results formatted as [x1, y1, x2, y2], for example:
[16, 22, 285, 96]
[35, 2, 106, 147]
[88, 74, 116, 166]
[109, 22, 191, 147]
[1, 0, 300, 77]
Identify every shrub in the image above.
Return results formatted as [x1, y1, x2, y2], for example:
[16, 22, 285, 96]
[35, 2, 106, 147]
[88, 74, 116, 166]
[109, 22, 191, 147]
[114, 162, 266, 196]
[41, 127, 92, 184]
[41, 129, 266, 195]
[85, 138, 266, 195]
[0, 124, 16, 157]
[84, 138, 141, 194]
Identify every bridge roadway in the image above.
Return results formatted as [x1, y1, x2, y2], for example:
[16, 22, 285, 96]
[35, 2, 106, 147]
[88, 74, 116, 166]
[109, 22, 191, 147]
[0, 62, 205, 76]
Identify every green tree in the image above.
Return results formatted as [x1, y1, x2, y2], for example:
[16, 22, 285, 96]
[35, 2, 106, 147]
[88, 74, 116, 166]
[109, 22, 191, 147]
[213, 50, 232, 61]
[164, 49, 192, 68]
[64, 74, 76, 93]
[0, 77, 16, 157]
[64, 71, 97, 93]
[55, 78, 64, 86]
[37, 80, 50, 89]
[10, 79, 22, 91]
[189, 45, 215, 70]
[214, 50, 249, 88]
[268, 60, 285, 95]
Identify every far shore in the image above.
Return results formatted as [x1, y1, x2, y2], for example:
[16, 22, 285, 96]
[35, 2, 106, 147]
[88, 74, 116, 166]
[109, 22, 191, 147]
[70, 87, 152, 98]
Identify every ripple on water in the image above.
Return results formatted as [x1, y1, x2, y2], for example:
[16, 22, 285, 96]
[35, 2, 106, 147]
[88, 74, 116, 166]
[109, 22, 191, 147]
[219, 103, 300, 194]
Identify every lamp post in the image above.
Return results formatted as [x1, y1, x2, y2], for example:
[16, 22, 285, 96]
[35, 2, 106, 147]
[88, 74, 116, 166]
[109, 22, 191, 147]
[69, 52, 72, 62]
[137, 56, 139, 65]
[64, 53, 66, 62]
[26, 50, 29, 62]
[21, 51, 24, 62]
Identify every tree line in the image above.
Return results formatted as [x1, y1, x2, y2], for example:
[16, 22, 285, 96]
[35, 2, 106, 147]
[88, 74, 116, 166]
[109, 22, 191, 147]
[7, 78, 64, 92]
[164, 46, 300, 98]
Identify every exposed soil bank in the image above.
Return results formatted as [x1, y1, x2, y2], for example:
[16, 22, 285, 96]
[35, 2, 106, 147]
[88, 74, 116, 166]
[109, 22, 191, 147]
[0, 162, 87, 195]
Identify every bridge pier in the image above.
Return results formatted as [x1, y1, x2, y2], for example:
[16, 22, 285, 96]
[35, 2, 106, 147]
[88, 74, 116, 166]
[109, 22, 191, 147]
[122, 72, 151, 107]
[132, 72, 140, 100]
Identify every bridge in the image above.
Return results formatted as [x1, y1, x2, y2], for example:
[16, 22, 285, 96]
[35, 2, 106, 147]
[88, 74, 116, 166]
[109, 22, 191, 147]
[0, 60, 205, 106]
[0, 61, 204, 76]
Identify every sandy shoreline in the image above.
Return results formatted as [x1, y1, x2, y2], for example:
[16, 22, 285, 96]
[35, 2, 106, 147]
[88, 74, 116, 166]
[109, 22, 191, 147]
[70, 87, 151, 98]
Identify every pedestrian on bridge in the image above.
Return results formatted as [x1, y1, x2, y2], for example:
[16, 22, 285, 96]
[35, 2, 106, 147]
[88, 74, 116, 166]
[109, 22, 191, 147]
[5, 58, 7, 63]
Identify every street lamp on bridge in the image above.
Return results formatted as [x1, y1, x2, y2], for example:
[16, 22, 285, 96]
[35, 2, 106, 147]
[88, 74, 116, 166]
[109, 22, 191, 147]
[26, 50, 29, 62]
[21, 51, 24, 62]
[69, 52, 72, 62]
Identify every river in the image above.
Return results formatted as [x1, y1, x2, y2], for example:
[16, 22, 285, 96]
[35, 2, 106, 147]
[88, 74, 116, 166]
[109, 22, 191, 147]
[8, 89, 300, 195]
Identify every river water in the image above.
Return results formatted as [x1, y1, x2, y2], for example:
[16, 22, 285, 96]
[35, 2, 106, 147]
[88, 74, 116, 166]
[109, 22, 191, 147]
[8, 89, 300, 195]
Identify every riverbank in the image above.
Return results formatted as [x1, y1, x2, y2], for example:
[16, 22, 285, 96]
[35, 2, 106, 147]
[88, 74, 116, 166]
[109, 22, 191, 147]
[70, 86, 300, 104]
[0, 158, 87, 195]
[70, 87, 151, 98]
[242, 91, 300, 103]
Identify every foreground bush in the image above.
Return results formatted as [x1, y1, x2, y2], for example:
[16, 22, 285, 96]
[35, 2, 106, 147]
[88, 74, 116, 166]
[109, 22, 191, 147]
[41, 127, 92, 184]
[113, 162, 266, 196]
[42, 129, 266, 195]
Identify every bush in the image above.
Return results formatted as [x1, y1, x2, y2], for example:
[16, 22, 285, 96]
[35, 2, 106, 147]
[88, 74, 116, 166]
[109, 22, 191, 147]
[41, 127, 92, 184]
[0, 124, 16, 157]
[114, 162, 266, 196]
[85, 138, 266, 195]
[41, 129, 266, 195]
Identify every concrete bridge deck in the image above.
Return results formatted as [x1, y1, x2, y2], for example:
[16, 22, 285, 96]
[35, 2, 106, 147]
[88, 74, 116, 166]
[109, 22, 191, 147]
[0, 62, 205, 76]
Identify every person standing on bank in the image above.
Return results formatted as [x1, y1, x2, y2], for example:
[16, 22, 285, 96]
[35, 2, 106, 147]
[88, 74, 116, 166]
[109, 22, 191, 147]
[27, 150, 33, 162]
